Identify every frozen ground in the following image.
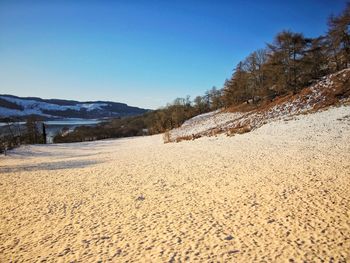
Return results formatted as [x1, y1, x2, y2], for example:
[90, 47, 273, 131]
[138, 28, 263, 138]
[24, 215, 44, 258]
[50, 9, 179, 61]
[0, 105, 350, 262]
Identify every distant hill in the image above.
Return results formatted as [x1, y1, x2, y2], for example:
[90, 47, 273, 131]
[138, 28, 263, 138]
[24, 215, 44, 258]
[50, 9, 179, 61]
[0, 95, 149, 121]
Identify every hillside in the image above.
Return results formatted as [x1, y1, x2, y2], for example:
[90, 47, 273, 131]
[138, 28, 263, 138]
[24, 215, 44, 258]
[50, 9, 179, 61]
[0, 95, 148, 120]
[167, 69, 350, 142]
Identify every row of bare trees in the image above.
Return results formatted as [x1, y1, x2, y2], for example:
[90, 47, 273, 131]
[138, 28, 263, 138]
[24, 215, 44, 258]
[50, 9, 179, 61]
[147, 87, 223, 134]
[0, 117, 46, 154]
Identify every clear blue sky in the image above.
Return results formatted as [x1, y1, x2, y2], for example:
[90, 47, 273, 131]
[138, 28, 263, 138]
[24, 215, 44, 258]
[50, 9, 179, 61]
[0, 0, 347, 109]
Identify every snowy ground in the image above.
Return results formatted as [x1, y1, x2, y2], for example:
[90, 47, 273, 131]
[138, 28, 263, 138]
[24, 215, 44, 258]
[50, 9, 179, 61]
[0, 105, 350, 262]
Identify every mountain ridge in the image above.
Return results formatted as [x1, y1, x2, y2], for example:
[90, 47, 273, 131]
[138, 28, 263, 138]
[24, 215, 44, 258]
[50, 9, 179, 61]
[0, 94, 149, 121]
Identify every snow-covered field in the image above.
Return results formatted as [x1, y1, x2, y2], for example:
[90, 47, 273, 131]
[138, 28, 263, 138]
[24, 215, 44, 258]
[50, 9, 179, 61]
[1, 105, 349, 262]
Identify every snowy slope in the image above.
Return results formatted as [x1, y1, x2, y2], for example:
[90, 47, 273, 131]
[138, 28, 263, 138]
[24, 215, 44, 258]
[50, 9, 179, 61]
[168, 68, 350, 142]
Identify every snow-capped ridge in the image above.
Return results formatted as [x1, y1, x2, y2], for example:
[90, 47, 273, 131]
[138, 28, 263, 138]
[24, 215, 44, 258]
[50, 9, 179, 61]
[0, 95, 148, 120]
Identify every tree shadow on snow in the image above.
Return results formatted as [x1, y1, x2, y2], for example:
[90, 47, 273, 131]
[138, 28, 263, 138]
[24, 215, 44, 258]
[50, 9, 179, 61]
[0, 159, 102, 173]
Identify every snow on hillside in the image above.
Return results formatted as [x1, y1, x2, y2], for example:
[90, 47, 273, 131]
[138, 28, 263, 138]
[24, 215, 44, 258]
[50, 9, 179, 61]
[168, 68, 350, 142]
[0, 96, 116, 120]
[0, 96, 108, 118]
[177, 111, 243, 137]
[0, 107, 50, 117]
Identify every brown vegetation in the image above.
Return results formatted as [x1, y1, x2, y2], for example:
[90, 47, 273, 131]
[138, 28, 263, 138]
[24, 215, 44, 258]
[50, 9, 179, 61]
[227, 125, 252, 136]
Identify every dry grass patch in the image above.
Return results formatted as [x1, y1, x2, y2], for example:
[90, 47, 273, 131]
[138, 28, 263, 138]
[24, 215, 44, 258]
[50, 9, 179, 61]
[227, 125, 252, 136]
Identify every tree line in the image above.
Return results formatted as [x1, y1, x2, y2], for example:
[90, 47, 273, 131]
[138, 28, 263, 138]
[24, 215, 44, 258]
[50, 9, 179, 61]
[223, 3, 349, 105]
[0, 117, 47, 154]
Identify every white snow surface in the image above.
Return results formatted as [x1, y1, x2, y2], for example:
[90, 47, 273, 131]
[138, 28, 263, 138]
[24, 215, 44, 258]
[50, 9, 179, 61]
[174, 111, 244, 138]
